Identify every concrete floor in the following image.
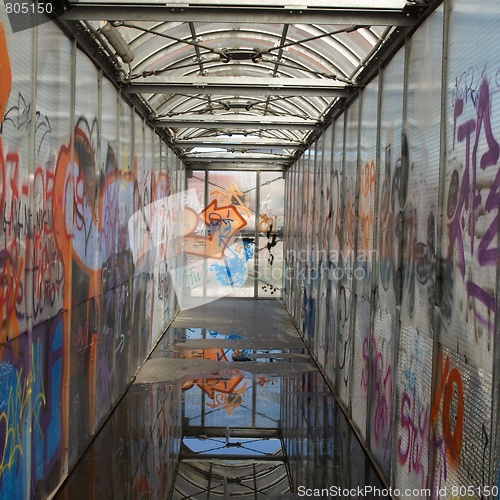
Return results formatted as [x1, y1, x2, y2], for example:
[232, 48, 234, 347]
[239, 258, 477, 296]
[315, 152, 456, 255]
[142, 299, 316, 383]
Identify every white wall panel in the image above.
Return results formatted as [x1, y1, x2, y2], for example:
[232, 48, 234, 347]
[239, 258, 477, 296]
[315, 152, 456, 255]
[316, 132, 331, 369]
[281, 1, 500, 497]
[351, 81, 379, 440]
[69, 48, 101, 465]
[370, 48, 406, 479]
[393, 7, 444, 496]
[0, 5, 180, 496]
[95, 76, 119, 428]
[441, 0, 498, 372]
[337, 99, 359, 409]
[330, 117, 345, 393]
[436, 0, 500, 493]
[0, 11, 33, 342]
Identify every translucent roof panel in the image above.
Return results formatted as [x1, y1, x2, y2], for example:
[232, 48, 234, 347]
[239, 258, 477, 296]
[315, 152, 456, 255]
[63, 0, 435, 168]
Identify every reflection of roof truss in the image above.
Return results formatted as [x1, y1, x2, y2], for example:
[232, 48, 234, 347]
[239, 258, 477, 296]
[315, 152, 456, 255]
[174, 439, 291, 498]
[181, 454, 286, 462]
[184, 427, 281, 438]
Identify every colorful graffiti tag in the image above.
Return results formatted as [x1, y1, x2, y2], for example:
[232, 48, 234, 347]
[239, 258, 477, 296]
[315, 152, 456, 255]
[0, 18, 178, 496]
[182, 348, 249, 415]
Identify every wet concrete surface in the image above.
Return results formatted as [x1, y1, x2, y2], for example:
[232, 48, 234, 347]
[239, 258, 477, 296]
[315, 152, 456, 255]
[54, 299, 387, 499]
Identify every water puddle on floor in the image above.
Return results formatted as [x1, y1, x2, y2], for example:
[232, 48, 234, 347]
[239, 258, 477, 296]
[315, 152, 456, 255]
[55, 324, 388, 499]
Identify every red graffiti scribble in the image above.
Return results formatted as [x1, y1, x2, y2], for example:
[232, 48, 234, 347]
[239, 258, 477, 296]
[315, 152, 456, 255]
[359, 160, 376, 251]
[181, 349, 252, 415]
[0, 251, 23, 342]
[210, 182, 250, 218]
[343, 175, 356, 254]
[361, 160, 377, 197]
[0, 151, 27, 342]
[431, 352, 464, 466]
[205, 382, 248, 415]
[0, 25, 20, 344]
[184, 199, 247, 259]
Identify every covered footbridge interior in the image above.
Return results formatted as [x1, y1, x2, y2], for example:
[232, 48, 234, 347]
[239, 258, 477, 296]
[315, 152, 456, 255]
[0, 0, 499, 498]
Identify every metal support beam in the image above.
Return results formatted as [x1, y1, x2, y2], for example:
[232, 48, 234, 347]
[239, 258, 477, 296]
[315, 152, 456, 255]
[184, 154, 288, 162]
[158, 122, 318, 131]
[184, 160, 289, 167]
[186, 162, 287, 171]
[153, 115, 321, 130]
[173, 139, 305, 149]
[124, 77, 354, 98]
[62, 5, 418, 26]
[184, 154, 292, 162]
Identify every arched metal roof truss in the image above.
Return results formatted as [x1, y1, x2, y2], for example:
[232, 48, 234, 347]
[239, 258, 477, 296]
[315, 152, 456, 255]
[61, 0, 435, 168]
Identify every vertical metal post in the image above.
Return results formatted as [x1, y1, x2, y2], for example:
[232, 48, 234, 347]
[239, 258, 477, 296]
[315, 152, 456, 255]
[201, 390, 206, 428]
[388, 35, 411, 489]
[429, 0, 450, 491]
[25, 18, 38, 498]
[313, 136, 323, 366]
[334, 112, 347, 399]
[363, 67, 383, 462]
[347, 94, 363, 419]
[206, 463, 213, 499]
[253, 464, 258, 500]
[203, 170, 209, 298]
[252, 375, 257, 428]
[325, 124, 335, 386]
[283, 168, 289, 303]
[254, 170, 260, 298]
[61, 36, 78, 478]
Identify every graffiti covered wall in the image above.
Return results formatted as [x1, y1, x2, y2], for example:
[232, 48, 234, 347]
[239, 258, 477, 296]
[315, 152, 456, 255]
[282, 372, 388, 498]
[0, 8, 182, 498]
[284, 0, 500, 497]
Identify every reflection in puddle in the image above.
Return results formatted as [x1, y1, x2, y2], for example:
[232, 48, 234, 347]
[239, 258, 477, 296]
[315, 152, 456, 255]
[179, 346, 285, 362]
[55, 326, 388, 499]
[182, 436, 282, 456]
[183, 327, 246, 341]
[183, 372, 280, 425]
